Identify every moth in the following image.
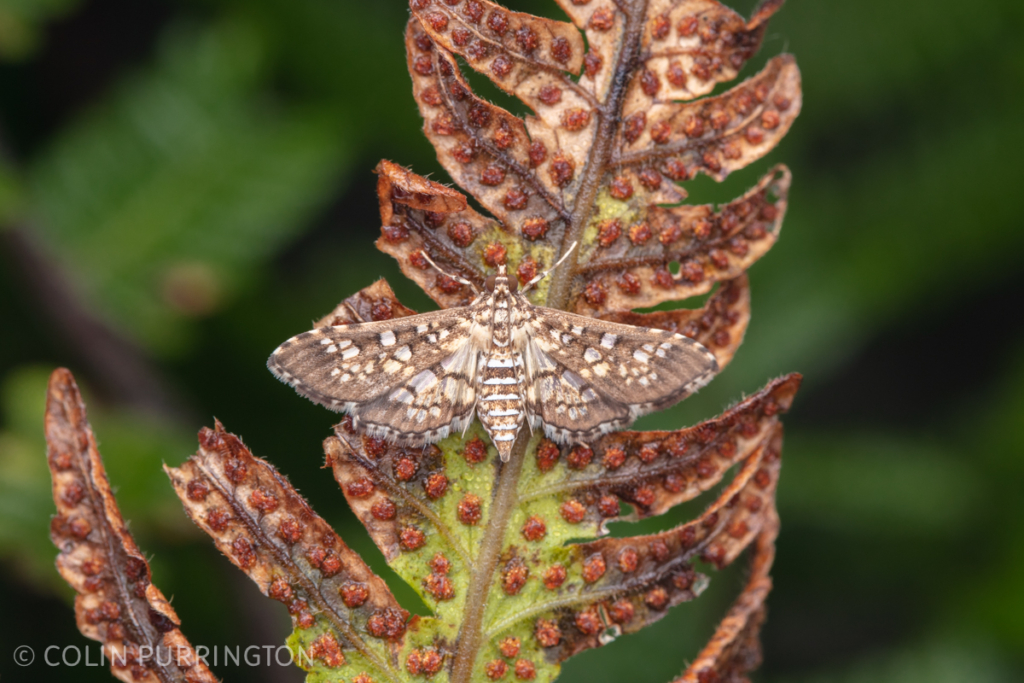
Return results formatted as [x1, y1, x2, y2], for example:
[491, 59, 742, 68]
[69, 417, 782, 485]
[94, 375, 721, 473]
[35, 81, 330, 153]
[268, 264, 718, 462]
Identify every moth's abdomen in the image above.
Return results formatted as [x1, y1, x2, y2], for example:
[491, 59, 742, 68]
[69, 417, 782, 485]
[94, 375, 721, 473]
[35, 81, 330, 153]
[476, 352, 526, 461]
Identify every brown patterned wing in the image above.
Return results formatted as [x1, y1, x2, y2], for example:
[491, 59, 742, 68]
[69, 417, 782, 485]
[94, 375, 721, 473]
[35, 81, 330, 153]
[521, 333, 634, 443]
[520, 306, 719, 442]
[268, 307, 486, 443]
[346, 332, 482, 444]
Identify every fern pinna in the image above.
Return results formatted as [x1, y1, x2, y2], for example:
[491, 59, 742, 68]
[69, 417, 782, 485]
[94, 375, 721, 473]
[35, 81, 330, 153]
[44, 1, 802, 682]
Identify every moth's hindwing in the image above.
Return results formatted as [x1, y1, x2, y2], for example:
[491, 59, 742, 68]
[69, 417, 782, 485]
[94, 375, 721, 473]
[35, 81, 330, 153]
[521, 308, 719, 442]
[353, 331, 481, 443]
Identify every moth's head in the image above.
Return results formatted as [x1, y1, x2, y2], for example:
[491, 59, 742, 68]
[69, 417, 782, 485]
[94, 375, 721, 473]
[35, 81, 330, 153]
[484, 264, 518, 293]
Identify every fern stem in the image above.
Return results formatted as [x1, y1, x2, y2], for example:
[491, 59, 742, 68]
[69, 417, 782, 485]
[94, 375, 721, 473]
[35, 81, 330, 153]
[545, 0, 650, 312]
[448, 431, 530, 683]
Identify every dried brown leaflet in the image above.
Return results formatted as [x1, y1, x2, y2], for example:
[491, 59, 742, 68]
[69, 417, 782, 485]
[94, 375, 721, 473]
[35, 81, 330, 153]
[165, 424, 411, 681]
[375, 159, 498, 309]
[516, 374, 800, 531]
[409, 0, 589, 219]
[675, 508, 778, 683]
[623, 0, 786, 102]
[45, 369, 216, 683]
[617, 55, 800, 173]
[517, 425, 785, 664]
[574, 165, 791, 315]
[315, 277, 418, 328]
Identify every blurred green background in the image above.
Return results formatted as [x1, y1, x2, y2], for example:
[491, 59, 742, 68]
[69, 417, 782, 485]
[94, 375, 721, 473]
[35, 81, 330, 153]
[1, 0, 1022, 681]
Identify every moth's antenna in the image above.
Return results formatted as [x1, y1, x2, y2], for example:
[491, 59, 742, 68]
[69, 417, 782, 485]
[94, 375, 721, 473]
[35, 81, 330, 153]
[522, 241, 578, 293]
[418, 250, 480, 294]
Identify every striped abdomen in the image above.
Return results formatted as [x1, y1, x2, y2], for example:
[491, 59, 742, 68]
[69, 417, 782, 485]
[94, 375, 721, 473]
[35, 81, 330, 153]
[476, 298, 526, 461]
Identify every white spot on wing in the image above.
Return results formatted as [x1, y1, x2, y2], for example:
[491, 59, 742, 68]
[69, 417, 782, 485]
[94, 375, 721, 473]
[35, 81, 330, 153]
[380, 331, 396, 346]
[391, 388, 415, 404]
[394, 345, 412, 362]
[410, 369, 439, 393]
[633, 349, 650, 363]
[600, 333, 618, 349]
[342, 346, 360, 360]
[584, 347, 601, 363]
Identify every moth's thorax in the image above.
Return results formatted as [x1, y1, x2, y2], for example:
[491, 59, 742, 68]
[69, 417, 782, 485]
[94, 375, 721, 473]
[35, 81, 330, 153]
[474, 279, 528, 460]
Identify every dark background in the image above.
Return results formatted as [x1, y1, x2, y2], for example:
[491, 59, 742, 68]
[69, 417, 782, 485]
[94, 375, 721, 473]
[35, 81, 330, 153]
[1, 0, 1023, 682]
